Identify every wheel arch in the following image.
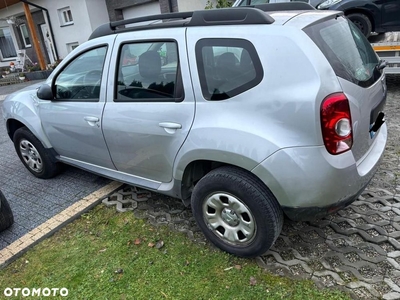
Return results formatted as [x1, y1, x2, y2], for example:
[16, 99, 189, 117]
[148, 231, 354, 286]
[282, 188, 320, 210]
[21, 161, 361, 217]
[179, 158, 264, 204]
[6, 118, 52, 148]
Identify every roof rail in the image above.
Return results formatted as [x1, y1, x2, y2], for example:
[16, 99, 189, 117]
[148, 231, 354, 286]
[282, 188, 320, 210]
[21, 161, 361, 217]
[89, 8, 274, 40]
[188, 7, 274, 26]
[89, 11, 193, 40]
[251, 2, 316, 12]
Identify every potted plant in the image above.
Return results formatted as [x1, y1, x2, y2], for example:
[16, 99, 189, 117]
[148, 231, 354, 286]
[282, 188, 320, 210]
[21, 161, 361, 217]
[19, 73, 25, 81]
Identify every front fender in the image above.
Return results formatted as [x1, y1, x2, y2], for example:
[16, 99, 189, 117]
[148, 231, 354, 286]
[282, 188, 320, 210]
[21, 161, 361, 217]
[2, 85, 52, 148]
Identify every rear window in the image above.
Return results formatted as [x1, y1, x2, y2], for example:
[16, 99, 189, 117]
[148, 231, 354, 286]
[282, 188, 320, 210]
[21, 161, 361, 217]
[304, 16, 381, 87]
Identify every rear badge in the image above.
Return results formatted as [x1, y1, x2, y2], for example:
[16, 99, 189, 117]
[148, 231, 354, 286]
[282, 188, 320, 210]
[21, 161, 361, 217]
[369, 111, 385, 139]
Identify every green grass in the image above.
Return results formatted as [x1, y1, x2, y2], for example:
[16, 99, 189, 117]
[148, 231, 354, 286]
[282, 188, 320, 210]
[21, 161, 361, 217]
[0, 205, 351, 299]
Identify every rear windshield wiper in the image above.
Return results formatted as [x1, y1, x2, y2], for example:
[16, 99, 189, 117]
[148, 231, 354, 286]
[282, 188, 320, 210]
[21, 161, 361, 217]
[376, 59, 387, 71]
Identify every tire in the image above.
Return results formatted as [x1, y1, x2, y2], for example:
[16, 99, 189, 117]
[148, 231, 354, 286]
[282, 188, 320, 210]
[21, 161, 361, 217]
[0, 190, 14, 232]
[347, 13, 372, 38]
[191, 166, 283, 257]
[13, 127, 61, 179]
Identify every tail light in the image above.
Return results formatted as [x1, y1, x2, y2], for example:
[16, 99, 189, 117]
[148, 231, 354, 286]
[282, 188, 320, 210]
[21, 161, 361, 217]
[320, 93, 353, 155]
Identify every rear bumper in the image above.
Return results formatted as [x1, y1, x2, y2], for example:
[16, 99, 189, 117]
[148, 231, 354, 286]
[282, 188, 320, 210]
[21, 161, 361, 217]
[252, 123, 387, 221]
[281, 177, 370, 221]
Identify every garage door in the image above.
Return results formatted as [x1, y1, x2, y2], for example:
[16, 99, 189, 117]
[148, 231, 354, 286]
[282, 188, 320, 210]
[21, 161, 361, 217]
[122, 2, 161, 24]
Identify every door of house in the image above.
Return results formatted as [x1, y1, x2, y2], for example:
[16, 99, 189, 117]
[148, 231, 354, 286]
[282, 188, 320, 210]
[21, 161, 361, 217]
[40, 24, 55, 64]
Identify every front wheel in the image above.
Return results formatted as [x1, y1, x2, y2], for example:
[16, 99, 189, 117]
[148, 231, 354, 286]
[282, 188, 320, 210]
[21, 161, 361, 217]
[191, 166, 283, 257]
[347, 13, 372, 38]
[13, 127, 61, 179]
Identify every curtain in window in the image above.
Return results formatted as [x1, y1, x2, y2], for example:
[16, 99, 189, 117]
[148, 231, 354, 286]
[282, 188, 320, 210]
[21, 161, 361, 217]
[0, 27, 17, 58]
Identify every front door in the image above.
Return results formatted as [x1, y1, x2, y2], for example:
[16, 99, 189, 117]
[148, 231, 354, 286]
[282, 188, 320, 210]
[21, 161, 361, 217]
[40, 24, 56, 64]
[376, 0, 400, 30]
[39, 45, 115, 169]
[102, 28, 195, 183]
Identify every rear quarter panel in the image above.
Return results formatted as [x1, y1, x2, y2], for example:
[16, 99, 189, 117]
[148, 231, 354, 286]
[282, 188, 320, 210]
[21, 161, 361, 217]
[174, 25, 342, 180]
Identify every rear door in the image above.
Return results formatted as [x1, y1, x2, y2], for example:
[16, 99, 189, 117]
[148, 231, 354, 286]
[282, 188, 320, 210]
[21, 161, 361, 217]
[304, 16, 386, 161]
[102, 28, 195, 183]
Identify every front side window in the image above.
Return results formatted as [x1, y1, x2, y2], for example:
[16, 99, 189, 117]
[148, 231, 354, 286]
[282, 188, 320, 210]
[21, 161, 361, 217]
[0, 27, 17, 59]
[304, 16, 380, 87]
[115, 41, 183, 102]
[196, 38, 263, 100]
[54, 46, 107, 101]
[19, 24, 31, 48]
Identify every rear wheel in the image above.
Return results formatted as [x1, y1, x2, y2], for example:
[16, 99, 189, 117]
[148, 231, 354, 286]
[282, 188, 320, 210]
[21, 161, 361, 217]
[347, 13, 372, 38]
[13, 127, 61, 179]
[191, 166, 283, 257]
[0, 191, 14, 232]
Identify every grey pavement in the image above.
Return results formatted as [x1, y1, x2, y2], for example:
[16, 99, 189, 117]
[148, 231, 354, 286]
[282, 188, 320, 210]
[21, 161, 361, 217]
[0, 81, 111, 249]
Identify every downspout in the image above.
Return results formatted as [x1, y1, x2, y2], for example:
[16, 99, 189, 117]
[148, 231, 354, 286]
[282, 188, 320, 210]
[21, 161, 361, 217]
[19, 0, 59, 60]
[168, 0, 173, 12]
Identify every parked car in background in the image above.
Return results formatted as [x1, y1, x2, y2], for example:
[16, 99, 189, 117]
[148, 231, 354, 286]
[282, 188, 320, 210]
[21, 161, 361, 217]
[0, 190, 14, 232]
[234, 0, 400, 38]
[2, 3, 387, 257]
[316, 0, 400, 37]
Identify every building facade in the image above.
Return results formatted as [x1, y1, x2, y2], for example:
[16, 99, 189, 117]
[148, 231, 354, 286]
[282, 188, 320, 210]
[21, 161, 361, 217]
[0, 0, 109, 69]
[0, 0, 223, 70]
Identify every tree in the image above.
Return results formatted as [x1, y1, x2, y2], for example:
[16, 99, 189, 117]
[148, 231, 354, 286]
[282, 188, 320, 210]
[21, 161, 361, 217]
[205, 0, 233, 9]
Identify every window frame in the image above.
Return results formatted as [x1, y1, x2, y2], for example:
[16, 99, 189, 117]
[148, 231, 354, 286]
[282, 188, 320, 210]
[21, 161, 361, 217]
[58, 7, 74, 26]
[66, 42, 79, 53]
[52, 45, 108, 103]
[195, 38, 263, 101]
[19, 24, 31, 48]
[113, 39, 184, 103]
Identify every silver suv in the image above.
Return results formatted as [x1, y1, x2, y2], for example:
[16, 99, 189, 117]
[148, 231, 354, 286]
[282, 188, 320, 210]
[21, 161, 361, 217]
[2, 3, 387, 257]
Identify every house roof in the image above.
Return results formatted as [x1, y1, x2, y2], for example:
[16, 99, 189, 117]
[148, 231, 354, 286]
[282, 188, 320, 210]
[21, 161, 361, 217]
[0, 0, 21, 10]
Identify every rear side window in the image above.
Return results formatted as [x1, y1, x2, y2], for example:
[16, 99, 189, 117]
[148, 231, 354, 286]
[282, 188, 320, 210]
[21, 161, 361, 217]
[196, 39, 263, 101]
[115, 41, 183, 102]
[304, 17, 381, 87]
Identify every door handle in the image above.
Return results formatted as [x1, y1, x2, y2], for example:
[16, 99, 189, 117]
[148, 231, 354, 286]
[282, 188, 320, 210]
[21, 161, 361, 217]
[84, 116, 100, 127]
[159, 122, 182, 134]
[158, 122, 182, 129]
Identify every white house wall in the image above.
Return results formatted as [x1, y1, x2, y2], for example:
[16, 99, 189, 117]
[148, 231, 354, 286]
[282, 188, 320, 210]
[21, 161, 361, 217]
[35, 0, 109, 59]
[84, 0, 110, 34]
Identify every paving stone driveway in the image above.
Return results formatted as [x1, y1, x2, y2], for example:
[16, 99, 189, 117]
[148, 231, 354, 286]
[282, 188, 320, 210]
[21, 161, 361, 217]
[103, 75, 400, 299]
[0, 82, 111, 249]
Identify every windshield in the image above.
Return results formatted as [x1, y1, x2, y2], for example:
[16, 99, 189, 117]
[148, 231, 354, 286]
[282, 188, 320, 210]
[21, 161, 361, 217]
[304, 16, 381, 87]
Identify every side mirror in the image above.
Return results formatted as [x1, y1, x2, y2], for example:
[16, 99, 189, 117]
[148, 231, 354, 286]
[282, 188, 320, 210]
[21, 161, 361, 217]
[37, 84, 54, 100]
